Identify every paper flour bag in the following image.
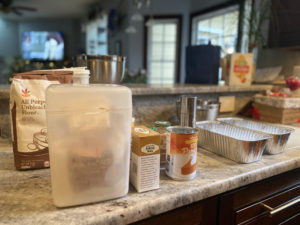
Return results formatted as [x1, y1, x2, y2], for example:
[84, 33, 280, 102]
[10, 70, 72, 170]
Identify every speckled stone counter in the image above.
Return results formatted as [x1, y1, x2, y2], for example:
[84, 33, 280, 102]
[0, 84, 272, 98]
[127, 84, 272, 96]
[1, 144, 299, 225]
[0, 85, 9, 100]
[0, 84, 272, 139]
[128, 84, 272, 125]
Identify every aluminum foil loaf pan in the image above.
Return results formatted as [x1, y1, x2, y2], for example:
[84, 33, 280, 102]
[217, 118, 294, 155]
[196, 121, 271, 163]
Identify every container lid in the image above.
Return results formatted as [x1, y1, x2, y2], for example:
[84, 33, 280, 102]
[46, 84, 132, 111]
[73, 68, 90, 77]
[53, 67, 90, 76]
[59, 67, 90, 84]
[155, 121, 171, 128]
[166, 126, 198, 134]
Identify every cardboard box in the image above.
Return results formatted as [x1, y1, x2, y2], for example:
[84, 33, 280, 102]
[222, 53, 254, 86]
[219, 96, 235, 112]
[254, 103, 300, 124]
[130, 126, 160, 192]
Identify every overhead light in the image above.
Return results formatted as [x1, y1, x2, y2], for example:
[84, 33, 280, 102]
[145, 17, 155, 27]
[131, 12, 143, 21]
[125, 25, 137, 34]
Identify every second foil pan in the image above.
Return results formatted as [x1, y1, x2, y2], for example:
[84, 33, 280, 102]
[217, 118, 294, 154]
[196, 121, 271, 163]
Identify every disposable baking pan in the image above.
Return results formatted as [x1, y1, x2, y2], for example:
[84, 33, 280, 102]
[196, 121, 271, 163]
[217, 118, 294, 154]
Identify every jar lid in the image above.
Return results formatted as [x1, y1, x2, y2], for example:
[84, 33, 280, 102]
[73, 68, 90, 77]
[155, 121, 171, 128]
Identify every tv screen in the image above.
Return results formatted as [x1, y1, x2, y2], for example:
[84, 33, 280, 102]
[22, 31, 64, 61]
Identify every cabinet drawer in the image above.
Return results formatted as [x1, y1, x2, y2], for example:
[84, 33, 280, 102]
[131, 197, 217, 225]
[219, 168, 300, 225]
[236, 185, 300, 225]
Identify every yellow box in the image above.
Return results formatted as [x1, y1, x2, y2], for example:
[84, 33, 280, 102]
[130, 126, 161, 192]
[223, 53, 253, 86]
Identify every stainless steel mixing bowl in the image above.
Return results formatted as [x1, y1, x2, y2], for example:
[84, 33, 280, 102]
[74, 54, 126, 84]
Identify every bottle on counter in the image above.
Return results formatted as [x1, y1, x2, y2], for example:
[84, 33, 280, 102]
[155, 121, 171, 169]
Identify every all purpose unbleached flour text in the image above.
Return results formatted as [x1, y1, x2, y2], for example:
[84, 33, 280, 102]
[10, 70, 72, 170]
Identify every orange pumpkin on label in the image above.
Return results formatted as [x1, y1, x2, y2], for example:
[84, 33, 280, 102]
[170, 133, 198, 155]
[181, 157, 197, 175]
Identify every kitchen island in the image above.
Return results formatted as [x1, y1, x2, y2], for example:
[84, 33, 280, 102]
[0, 84, 272, 138]
[0, 142, 299, 225]
[0, 83, 272, 97]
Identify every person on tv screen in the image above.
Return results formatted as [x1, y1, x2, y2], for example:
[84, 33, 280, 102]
[43, 32, 64, 60]
[22, 34, 31, 60]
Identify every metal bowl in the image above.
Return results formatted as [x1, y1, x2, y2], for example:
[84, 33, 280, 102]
[196, 100, 220, 121]
[74, 54, 126, 84]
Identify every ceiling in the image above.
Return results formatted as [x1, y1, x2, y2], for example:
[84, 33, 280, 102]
[0, 0, 100, 20]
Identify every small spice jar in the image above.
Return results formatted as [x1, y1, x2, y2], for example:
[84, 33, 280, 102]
[154, 121, 171, 168]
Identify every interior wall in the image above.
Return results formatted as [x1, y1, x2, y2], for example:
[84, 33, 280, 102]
[190, 0, 228, 13]
[257, 49, 300, 76]
[0, 19, 19, 83]
[126, 0, 190, 83]
[97, 0, 130, 62]
[98, 0, 230, 83]
[0, 19, 19, 57]
[254, 0, 300, 77]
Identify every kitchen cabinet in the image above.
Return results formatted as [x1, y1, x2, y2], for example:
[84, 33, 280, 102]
[219, 168, 300, 225]
[268, 0, 300, 48]
[131, 197, 218, 225]
[132, 168, 300, 225]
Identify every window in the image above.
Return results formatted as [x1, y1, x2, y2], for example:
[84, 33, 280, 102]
[191, 5, 239, 56]
[146, 17, 180, 84]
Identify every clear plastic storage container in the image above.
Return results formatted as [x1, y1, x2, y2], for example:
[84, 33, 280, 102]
[46, 83, 132, 207]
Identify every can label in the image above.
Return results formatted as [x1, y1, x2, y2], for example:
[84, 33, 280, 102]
[166, 132, 198, 180]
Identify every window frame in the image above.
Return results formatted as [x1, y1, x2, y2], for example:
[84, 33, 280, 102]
[191, 5, 239, 48]
[144, 15, 182, 83]
[189, 0, 245, 51]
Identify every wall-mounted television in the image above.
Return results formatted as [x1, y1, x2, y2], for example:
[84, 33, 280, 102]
[21, 31, 64, 61]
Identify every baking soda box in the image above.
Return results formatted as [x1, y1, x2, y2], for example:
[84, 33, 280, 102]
[223, 53, 253, 86]
[130, 126, 160, 192]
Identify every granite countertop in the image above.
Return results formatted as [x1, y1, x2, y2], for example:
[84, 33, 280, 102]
[255, 94, 300, 108]
[0, 85, 10, 99]
[127, 84, 272, 96]
[0, 84, 272, 98]
[1, 143, 300, 225]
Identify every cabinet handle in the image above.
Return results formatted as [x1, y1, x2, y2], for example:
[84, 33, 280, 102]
[261, 197, 300, 216]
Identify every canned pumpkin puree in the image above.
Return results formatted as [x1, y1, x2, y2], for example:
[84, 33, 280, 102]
[166, 126, 198, 180]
